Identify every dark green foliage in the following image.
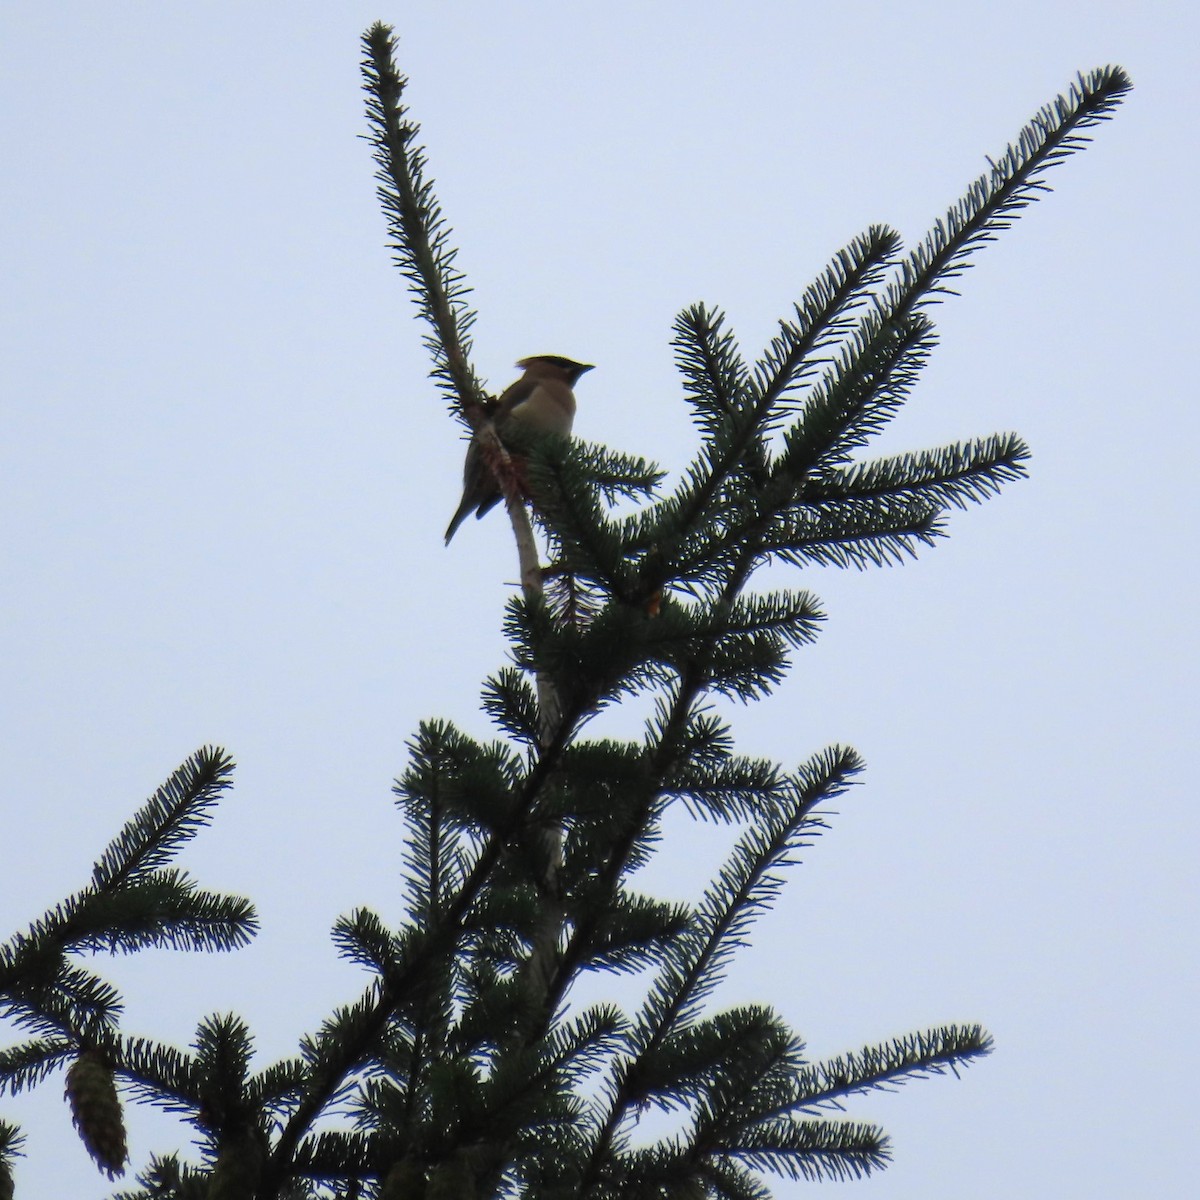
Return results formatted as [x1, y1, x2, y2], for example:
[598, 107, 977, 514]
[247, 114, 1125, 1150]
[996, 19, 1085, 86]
[91, 747, 234, 891]
[0, 1121, 19, 1200]
[0, 23, 1129, 1200]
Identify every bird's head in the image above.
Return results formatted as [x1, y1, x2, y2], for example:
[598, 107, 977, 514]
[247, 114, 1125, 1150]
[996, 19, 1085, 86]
[517, 356, 595, 386]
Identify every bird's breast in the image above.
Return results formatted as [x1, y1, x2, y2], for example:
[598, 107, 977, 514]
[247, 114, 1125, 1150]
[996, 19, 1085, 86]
[507, 387, 575, 437]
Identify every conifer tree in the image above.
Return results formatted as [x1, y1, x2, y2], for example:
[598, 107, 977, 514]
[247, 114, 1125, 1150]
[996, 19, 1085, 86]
[0, 22, 1129, 1199]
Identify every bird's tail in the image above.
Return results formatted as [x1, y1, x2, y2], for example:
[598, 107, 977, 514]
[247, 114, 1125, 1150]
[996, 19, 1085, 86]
[443, 499, 473, 545]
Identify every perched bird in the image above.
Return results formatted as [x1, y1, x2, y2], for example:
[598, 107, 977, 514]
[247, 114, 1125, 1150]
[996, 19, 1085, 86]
[444, 355, 594, 544]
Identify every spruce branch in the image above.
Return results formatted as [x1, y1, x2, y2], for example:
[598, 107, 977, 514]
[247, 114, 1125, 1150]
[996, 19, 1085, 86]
[574, 894, 691, 978]
[0, 961, 122, 1047]
[664, 226, 903, 549]
[0, 1038, 75, 1096]
[363, 24, 558, 696]
[0, 1120, 22, 1200]
[332, 908, 405, 978]
[576, 749, 863, 1189]
[672, 304, 754, 434]
[246, 1056, 312, 1118]
[805, 431, 1031, 510]
[888, 65, 1132, 317]
[779, 308, 937, 481]
[90, 746, 234, 891]
[764, 495, 946, 571]
[361, 22, 484, 416]
[67, 871, 256, 956]
[664, 750, 787, 825]
[751, 224, 904, 411]
[628, 1005, 798, 1116]
[708, 1118, 890, 1184]
[107, 1033, 200, 1117]
[107, 1152, 206, 1200]
[696, 1157, 780, 1200]
[790, 1025, 994, 1111]
[638, 747, 863, 1042]
[289, 1128, 376, 1181]
[625, 305, 941, 598]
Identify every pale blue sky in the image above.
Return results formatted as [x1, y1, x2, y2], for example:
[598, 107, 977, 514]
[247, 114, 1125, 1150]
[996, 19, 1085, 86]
[2, 3, 1196, 1196]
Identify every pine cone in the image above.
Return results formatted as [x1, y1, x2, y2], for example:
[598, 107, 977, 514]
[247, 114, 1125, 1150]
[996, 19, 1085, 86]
[65, 1050, 127, 1178]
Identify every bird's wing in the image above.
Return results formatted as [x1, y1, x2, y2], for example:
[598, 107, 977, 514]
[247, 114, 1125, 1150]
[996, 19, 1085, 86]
[493, 375, 540, 422]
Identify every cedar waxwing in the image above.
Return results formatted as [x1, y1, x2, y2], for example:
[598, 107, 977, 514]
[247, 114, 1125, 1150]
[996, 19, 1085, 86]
[444, 355, 594, 544]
